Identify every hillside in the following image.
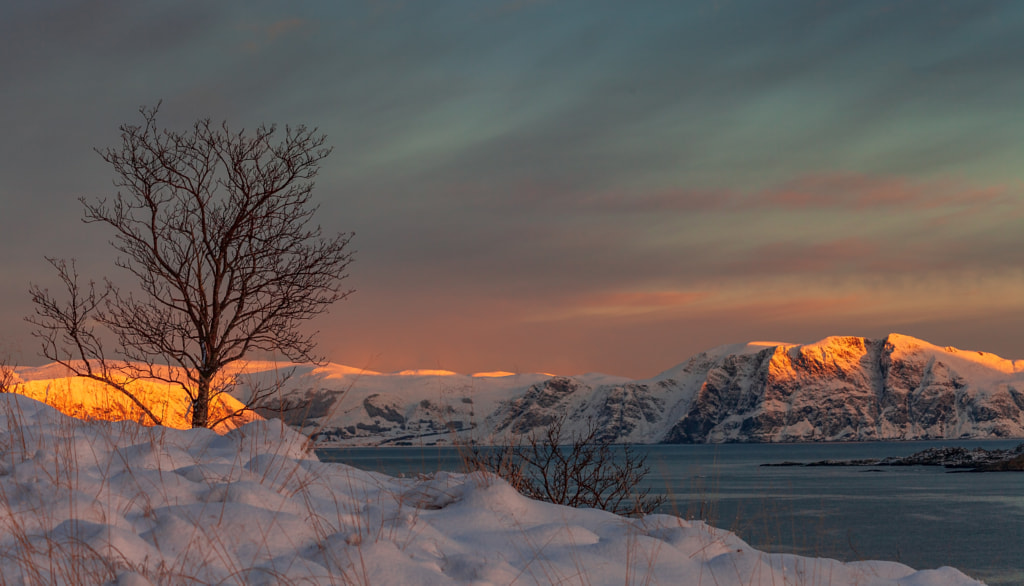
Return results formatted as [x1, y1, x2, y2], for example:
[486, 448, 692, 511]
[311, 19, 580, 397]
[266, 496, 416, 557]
[9, 362, 258, 432]
[9, 333, 1024, 443]
[239, 333, 1024, 445]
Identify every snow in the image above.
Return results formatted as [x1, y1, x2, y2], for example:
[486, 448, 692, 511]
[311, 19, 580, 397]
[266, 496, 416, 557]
[885, 333, 1024, 376]
[15, 332, 1024, 449]
[14, 363, 257, 432]
[471, 371, 521, 378]
[396, 369, 460, 377]
[227, 361, 382, 380]
[651, 340, 789, 381]
[0, 394, 982, 585]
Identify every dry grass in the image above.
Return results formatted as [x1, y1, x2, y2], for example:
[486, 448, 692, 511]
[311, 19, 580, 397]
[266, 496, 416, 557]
[457, 413, 666, 517]
[0, 389, 475, 585]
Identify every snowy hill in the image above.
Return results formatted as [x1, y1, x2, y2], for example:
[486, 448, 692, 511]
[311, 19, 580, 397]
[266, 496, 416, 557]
[235, 333, 1024, 445]
[10, 333, 1024, 444]
[0, 393, 982, 584]
[12, 361, 258, 431]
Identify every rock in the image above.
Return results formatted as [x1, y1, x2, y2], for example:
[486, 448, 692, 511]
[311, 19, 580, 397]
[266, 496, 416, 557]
[663, 334, 1024, 443]
[973, 452, 1024, 472]
[363, 393, 406, 424]
[271, 334, 1024, 446]
[765, 442, 1024, 471]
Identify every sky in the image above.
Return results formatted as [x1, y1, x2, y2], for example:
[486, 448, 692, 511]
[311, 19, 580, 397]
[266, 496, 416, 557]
[2, 0, 1024, 378]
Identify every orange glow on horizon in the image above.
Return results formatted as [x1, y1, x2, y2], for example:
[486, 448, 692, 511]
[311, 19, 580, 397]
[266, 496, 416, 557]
[471, 371, 517, 378]
[395, 368, 459, 376]
[470, 370, 557, 378]
[9, 371, 257, 432]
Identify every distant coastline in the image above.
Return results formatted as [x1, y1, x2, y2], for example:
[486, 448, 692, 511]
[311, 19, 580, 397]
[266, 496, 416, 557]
[763, 442, 1024, 472]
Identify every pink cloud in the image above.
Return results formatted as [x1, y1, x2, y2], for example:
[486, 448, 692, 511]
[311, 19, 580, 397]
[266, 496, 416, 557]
[753, 171, 1010, 211]
[577, 289, 707, 311]
[527, 289, 708, 321]
[734, 238, 888, 275]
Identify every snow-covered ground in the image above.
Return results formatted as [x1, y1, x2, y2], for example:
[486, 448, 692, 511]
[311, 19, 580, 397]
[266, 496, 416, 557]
[0, 393, 981, 585]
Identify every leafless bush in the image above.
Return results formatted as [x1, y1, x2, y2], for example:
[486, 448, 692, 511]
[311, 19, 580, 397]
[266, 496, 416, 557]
[461, 415, 666, 516]
[0, 356, 16, 393]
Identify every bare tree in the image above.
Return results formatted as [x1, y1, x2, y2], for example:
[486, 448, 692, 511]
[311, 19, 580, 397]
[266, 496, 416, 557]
[28, 104, 354, 428]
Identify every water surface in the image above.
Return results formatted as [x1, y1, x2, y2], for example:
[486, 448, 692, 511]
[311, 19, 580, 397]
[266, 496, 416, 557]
[318, 440, 1024, 584]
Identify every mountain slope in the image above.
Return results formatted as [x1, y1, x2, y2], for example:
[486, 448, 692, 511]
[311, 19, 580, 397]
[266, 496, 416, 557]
[663, 334, 1024, 442]
[233, 333, 1024, 445]
[11, 362, 258, 431]
[12, 334, 1024, 443]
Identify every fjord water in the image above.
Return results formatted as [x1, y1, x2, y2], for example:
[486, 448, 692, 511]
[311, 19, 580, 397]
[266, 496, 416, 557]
[318, 440, 1024, 585]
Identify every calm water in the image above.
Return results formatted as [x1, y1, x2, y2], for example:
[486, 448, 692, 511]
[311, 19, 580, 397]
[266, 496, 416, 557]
[317, 440, 1024, 585]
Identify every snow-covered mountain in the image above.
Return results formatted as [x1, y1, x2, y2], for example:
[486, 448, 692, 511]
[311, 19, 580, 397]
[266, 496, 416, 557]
[243, 333, 1024, 445]
[661, 334, 1024, 442]
[12, 361, 258, 431]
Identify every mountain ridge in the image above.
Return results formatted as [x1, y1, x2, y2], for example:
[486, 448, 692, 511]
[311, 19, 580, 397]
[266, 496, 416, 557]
[247, 333, 1024, 445]
[12, 333, 1024, 444]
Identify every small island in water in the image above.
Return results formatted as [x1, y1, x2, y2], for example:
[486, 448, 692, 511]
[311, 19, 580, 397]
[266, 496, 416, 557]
[763, 443, 1024, 472]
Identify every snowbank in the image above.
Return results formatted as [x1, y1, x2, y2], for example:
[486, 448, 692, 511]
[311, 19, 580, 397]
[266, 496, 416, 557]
[0, 394, 981, 585]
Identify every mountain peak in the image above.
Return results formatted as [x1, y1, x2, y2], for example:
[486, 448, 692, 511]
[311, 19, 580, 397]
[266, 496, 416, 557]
[9, 333, 1024, 445]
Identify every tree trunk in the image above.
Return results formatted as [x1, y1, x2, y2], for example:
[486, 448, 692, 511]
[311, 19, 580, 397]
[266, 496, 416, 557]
[193, 373, 212, 428]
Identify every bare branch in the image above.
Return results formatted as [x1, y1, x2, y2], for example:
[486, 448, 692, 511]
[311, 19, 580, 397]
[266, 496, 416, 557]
[27, 258, 164, 425]
[27, 104, 354, 428]
[0, 356, 16, 394]
[460, 414, 667, 517]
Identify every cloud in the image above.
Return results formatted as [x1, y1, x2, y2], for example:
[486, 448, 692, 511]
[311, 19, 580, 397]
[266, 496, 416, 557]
[753, 172, 1012, 211]
[560, 172, 1017, 217]
[239, 17, 312, 52]
[567, 188, 737, 214]
[4, 1, 1024, 378]
[266, 18, 307, 39]
[349, 165, 1023, 318]
[726, 238, 885, 276]
[527, 290, 708, 321]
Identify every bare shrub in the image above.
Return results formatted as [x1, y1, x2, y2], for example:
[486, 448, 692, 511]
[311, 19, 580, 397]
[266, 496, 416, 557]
[461, 415, 666, 516]
[0, 356, 15, 393]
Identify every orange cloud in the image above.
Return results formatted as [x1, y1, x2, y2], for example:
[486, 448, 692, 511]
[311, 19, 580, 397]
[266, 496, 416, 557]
[528, 289, 707, 321]
[712, 294, 866, 322]
[756, 172, 1010, 211]
[310, 267, 1024, 379]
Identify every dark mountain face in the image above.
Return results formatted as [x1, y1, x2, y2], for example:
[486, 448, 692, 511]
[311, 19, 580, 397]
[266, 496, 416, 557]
[285, 334, 1024, 445]
[660, 335, 1024, 443]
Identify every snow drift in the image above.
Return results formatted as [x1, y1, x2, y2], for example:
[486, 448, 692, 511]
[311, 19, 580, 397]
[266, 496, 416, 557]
[0, 394, 982, 584]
